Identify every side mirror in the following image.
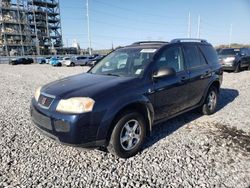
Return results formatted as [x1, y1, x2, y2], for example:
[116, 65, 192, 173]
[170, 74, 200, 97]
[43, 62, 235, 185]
[153, 67, 176, 79]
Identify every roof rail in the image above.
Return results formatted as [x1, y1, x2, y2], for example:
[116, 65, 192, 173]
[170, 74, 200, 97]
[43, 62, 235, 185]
[132, 41, 168, 46]
[171, 38, 208, 43]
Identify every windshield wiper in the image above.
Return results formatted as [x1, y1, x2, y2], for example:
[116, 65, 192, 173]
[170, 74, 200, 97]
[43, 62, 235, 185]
[104, 73, 120, 77]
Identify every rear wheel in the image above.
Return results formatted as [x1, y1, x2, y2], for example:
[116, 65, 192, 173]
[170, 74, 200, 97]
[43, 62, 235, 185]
[57, 63, 62, 67]
[70, 62, 75, 67]
[201, 86, 218, 115]
[108, 112, 146, 158]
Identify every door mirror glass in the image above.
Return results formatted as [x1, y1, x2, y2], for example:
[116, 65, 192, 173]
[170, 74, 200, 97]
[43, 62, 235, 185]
[153, 67, 176, 79]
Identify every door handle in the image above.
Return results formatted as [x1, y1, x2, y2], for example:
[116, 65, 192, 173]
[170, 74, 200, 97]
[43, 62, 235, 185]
[201, 71, 212, 79]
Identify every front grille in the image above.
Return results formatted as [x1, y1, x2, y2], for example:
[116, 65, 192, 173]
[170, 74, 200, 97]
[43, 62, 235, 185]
[38, 93, 54, 108]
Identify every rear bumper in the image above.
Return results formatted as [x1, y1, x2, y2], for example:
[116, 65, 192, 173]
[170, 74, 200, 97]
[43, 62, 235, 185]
[30, 99, 106, 147]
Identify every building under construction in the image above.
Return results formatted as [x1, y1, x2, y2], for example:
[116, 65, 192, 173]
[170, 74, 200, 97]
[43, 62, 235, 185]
[0, 0, 62, 56]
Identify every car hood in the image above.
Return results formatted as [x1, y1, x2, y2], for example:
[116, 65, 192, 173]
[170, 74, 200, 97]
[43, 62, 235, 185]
[42, 73, 138, 99]
[218, 54, 236, 59]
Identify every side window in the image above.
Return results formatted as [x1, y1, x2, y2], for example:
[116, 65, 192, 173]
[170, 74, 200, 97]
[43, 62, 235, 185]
[155, 46, 184, 72]
[241, 49, 248, 56]
[199, 50, 207, 65]
[183, 45, 206, 68]
[199, 45, 219, 65]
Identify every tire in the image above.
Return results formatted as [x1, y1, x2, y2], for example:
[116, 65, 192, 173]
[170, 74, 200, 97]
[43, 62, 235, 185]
[107, 111, 147, 158]
[70, 62, 75, 67]
[57, 63, 62, 67]
[248, 63, 250, 70]
[201, 86, 218, 115]
[234, 62, 241, 73]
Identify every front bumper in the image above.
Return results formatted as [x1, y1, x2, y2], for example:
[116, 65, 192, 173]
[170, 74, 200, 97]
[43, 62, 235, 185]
[30, 99, 106, 147]
[220, 62, 236, 71]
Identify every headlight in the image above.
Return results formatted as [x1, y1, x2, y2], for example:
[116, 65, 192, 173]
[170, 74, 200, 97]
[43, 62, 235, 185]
[224, 57, 235, 63]
[34, 87, 41, 101]
[56, 97, 95, 114]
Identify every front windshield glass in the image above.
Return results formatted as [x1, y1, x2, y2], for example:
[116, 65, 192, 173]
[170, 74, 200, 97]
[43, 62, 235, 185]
[89, 48, 156, 77]
[219, 49, 239, 56]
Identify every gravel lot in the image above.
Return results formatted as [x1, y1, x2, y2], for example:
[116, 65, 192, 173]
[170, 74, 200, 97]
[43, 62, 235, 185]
[0, 64, 249, 187]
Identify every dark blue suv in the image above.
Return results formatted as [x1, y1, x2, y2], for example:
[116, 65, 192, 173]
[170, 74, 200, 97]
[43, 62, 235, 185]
[30, 39, 223, 158]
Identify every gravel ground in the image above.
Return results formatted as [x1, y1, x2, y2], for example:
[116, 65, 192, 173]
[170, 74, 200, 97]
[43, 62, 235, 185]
[0, 64, 249, 188]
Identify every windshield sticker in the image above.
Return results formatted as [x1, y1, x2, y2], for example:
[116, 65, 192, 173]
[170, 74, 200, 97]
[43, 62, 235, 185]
[135, 69, 143, 75]
[140, 49, 157, 53]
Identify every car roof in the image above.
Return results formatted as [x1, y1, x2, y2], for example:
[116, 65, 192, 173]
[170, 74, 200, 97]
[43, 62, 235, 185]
[122, 38, 211, 51]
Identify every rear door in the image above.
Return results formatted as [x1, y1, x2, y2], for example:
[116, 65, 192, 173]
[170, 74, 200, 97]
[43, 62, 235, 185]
[152, 45, 190, 120]
[182, 44, 212, 107]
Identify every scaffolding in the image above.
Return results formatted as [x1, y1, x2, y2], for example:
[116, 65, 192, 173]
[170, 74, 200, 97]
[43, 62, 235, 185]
[27, 0, 62, 55]
[0, 0, 62, 56]
[0, 0, 35, 56]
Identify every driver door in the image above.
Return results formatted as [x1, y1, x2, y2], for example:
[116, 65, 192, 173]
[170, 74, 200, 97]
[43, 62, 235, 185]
[153, 45, 190, 121]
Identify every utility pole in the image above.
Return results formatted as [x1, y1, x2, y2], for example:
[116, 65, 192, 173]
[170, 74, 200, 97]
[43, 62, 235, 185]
[229, 24, 233, 48]
[111, 41, 114, 50]
[197, 15, 201, 38]
[187, 12, 191, 38]
[86, 0, 92, 55]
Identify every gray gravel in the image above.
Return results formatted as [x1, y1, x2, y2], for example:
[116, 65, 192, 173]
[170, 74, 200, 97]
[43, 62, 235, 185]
[0, 64, 249, 188]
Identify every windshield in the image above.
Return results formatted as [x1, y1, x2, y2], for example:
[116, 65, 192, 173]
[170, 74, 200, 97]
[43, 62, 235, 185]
[89, 48, 156, 77]
[219, 49, 239, 56]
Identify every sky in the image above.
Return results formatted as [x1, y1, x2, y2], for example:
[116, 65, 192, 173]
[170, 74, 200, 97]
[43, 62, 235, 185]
[60, 0, 250, 50]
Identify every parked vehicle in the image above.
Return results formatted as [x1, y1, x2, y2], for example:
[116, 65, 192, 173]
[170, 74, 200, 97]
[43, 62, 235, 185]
[37, 57, 46, 64]
[70, 56, 89, 66]
[31, 39, 223, 158]
[218, 48, 250, 72]
[86, 54, 105, 67]
[10, 57, 34, 65]
[62, 57, 75, 67]
[49, 57, 62, 67]
[45, 57, 52, 64]
[59, 57, 71, 65]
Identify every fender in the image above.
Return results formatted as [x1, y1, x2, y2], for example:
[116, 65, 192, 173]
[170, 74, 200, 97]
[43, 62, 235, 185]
[199, 76, 221, 106]
[95, 94, 154, 142]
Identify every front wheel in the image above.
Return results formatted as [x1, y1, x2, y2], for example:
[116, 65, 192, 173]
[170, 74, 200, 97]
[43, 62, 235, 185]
[108, 112, 146, 158]
[201, 86, 218, 115]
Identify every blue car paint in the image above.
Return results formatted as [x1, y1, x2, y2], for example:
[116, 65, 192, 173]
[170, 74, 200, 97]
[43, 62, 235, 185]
[50, 57, 61, 66]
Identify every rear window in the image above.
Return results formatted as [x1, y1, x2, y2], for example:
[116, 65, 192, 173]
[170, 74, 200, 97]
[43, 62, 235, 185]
[199, 45, 219, 65]
[183, 45, 206, 68]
